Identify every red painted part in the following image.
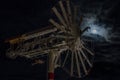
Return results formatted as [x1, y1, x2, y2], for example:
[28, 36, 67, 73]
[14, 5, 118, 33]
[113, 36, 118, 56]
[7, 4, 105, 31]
[48, 73, 54, 79]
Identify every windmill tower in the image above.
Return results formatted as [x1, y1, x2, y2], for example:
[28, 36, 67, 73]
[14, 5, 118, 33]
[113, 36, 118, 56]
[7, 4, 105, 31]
[5, 0, 94, 80]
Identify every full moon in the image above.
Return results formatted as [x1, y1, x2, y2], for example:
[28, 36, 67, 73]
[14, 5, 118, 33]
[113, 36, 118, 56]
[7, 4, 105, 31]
[92, 29, 97, 34]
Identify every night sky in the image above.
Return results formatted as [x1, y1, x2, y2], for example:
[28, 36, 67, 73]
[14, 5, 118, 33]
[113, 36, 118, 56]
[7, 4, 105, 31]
[0, 0, 120, 80]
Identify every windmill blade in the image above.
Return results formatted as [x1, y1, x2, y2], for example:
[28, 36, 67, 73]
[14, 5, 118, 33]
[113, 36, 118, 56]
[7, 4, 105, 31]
[66, 0, 72, 25]
[53, 34, 74, 39]
[62, 50, 69, 67]
[77, 50, 88, 75]
[59, 1, 70, 28]
[84, 47, 94, 56]
[66, 0, 77, 35]
[79, 42, 94, 56]
[66, 0, 73, 33]
[75, 51, 81, 78]
[49, 19, 65, 32]
[80, 49, 92, 67]
[81, 44, 94, 56]
[54, 51, 61, 68]
[52, 7, 67, 28]
[71, 51, 74, 76]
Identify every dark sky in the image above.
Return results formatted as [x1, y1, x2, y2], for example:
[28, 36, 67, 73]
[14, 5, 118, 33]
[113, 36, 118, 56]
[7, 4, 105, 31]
[0, 0, 58, 40]
[0, 0, 120, 40]
[0, 0, 120, 80]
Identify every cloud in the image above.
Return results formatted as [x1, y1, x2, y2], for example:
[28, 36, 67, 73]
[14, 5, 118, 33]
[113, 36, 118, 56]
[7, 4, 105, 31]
[81, 14, 113, 42]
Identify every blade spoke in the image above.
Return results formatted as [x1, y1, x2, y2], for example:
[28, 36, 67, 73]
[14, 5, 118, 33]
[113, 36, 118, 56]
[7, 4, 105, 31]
[62, 50, 69, 67]
[54, 52, 61, 68]
[80, 49, 92, 67]
[77, 50, 88, 75]
[52, 7, 67, 28]
[59, 1, 69, 28]
[75, 50, 81, 78]
[84, 47, 94, 56]
[71, 51, 74, 76]
[66, 0, 73, 29]
[81, 44, 94, 56]
[49, 19, 65, 32]
[66, 0, 72, 23]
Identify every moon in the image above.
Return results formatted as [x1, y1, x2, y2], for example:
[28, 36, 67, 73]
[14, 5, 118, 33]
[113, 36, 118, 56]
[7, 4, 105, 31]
[92, 29, 97, 34]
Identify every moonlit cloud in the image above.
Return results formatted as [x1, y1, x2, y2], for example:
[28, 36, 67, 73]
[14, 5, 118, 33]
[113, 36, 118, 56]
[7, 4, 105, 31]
[81, 14, 112, 42]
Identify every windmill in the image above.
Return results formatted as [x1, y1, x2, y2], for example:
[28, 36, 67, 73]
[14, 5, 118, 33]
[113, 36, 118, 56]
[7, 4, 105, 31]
[5, 0, 94, 80]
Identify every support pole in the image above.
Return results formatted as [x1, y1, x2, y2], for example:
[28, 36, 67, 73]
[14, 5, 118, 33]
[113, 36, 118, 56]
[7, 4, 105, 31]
[48, 50, 55, 80]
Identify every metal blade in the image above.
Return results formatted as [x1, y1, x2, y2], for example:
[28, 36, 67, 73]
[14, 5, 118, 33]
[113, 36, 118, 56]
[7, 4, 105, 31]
[81, 44, 94, 56]
[49, 19, 65, 32]
[77, 50, 88, 75]
[80, 49, 92, 67]
[75, 51, 81, 78]
[52, 7, 67, 28]
[62, 50, 69, 67]
[66, 0, 72, 25]
[54, 51, 61, 68]
[71, 51, 74, 76]
[66, 0, 75, 34]
[84, 48, 94, 56]
[59, 1, 69, 28]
